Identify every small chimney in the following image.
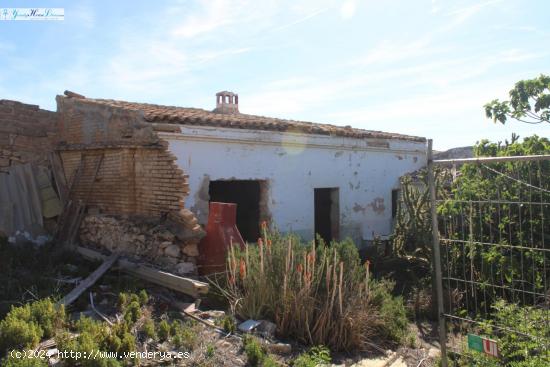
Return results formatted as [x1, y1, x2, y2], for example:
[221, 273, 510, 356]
[213, 91, 239, 114]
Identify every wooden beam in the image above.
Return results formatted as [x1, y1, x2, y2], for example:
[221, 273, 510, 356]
[75, 246, 209, 298]
[58, 253, 119, 306]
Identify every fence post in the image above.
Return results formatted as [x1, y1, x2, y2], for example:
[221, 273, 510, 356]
[427, 139, 448, 366]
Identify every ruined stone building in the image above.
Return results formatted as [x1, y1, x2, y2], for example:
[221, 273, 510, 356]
[1, 90, 426, 274]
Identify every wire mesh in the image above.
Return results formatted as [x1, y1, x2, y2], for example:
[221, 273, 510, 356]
[433, 156, 550, 365]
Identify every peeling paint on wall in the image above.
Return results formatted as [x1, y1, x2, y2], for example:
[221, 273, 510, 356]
[191, 174, 211, 223]
[166, 126, 427, 243]
[353, 203, 367, 214]
[368, 197, 385, 214]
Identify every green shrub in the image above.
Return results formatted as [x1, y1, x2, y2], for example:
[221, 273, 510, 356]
[205, 343, 215, 359]
[1, 355, 48, 367]
[119, 332, 136, 354]
[128, 293, 140, 305]
[171, 320, 198, 350]
[217, 229, 410, 351]
[138, 290, 149, 306]
[292, 345, 331, 367]
[0, 316, 43, 353]
[370, 280, 410, 344]
[456, 301, 550, 366]
[55, 316, 136, 367]
[117, 293, 127, 312]
[56, 317, 112, 367]
[0, 298, 65, 353]
[243, 335, 266, 367]
[219, 315, 236, 333]
[157, 320, 170, 342]
[141, 319, 156, 340]
[123, 301, 141, 324]
[29, 299, 65, 338]
[261, 355, 279, 367]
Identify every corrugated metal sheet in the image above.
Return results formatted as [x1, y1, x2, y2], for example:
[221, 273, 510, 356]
[0, 163, 61, 236]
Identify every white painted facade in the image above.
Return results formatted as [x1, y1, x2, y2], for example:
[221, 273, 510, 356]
[160, 125, 426, 247]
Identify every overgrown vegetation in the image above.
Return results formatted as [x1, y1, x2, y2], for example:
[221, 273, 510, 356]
[0, 298, 65, 353]
[388, 134, 550, 363]
[0, 288, 202, 366]
[454, 300, 550, 366]
[292, 345, 331, 367]
[52, 290, 156, 366]
[216, 225, 410, 352]
[439, 135, 550, 312]
[387, 168, 450, 318]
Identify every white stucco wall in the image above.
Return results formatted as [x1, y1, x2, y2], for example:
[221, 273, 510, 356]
[161, 125, 426, 247]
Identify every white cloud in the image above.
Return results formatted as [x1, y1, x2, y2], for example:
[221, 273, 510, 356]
[340, 0, 357, 19]
[272, 6, 329, 31]
[172, 0, 238, 38]
[443, 0, 503, 31]
[351, 36, 438, 66]
[431, 0, 440, 14]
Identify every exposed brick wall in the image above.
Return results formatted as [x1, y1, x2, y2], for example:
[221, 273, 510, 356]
[0, 100, 57, 172]
[59, 145, 189, 217]
[56, 95, 157, 146]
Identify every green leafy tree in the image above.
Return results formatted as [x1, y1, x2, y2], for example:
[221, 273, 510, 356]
[485, 74, 550, 124]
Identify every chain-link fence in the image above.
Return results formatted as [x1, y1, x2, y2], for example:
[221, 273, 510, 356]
[427, 140, 550, 366]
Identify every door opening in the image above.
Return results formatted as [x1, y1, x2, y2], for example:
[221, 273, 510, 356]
[314, 187, 339, 245]
[209, 180, 261, 243]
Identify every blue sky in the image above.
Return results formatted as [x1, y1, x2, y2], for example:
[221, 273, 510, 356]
[0, 0, 548, 150]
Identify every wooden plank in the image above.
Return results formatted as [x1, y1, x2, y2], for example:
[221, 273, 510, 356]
[49, 152, 69, 205]
[58, 253, 119, 306]
[75, 246, 209, 298]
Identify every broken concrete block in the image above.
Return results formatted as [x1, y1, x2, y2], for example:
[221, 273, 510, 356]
[159, 241, 172, 250]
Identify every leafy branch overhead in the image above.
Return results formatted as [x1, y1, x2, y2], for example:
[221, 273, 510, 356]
[484, 74, 550, 124]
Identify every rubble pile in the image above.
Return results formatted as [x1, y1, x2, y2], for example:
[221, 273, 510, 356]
[80, 214, 200, 275]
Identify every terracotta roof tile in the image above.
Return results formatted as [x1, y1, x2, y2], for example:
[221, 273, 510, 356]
[70, 96, 426, 142]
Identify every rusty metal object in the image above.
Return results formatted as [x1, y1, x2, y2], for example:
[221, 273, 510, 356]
[198, 202, 245, 275]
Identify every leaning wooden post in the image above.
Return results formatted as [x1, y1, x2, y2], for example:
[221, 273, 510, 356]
[427, 139, 448, 367]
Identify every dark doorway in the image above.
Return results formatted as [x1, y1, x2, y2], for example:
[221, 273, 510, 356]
[314, 187, 339, 245]
[209, 180, 261, 243]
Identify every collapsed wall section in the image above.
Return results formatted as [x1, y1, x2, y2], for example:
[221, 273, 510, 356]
[56, 95, 203, 274]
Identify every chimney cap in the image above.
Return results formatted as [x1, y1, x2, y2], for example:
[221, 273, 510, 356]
[213, 90, 239, 114]
[216, 91, 236, 97]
